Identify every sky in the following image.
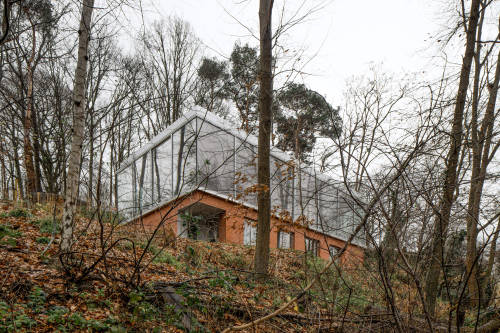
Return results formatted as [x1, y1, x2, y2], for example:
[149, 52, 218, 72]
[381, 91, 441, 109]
[118, 0, 445, 104]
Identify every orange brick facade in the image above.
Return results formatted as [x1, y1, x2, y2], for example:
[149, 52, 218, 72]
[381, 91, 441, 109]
[134, 190, 364, 264]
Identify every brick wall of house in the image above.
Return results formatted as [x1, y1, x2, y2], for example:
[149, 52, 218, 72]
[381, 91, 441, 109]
[132, 190, 364, 264]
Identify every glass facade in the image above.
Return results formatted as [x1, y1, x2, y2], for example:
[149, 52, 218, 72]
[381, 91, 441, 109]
[117, 110, 363, 245]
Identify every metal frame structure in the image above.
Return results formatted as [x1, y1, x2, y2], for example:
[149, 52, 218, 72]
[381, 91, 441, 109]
[117, 107, 364, 246]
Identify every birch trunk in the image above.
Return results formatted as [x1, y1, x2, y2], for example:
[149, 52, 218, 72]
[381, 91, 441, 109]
[60, 0, 95, 254]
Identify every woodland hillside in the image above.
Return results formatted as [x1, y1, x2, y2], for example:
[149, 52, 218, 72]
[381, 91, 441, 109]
[1, 202, 498, 332]
[0, 0, 500, 332]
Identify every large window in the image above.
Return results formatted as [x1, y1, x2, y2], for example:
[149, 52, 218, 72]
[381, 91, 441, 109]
[235, 141, 257, 206]
[277, 230, 294, 249]
[136, 152, 153, 212]
[196, 121, 235, 196]
[305, 237, 319, 256]
[243, 219, 257, 245]
[154, 137, 174, 202]
[117, 165, 135, 219]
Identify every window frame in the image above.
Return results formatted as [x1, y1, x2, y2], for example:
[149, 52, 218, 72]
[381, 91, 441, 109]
[277, 230, 294, 249]
[243, 219, 257, 246]
[305, 236, 319, 256]
[328, 244, 341, 260]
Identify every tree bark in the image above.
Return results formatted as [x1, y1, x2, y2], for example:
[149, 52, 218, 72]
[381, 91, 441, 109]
[254, 0, 274, 277]
[424, 0, 481, 317]
[60, 0, 95, 254]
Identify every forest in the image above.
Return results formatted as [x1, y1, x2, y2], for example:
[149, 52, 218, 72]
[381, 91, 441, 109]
[0, 0, 499, 332]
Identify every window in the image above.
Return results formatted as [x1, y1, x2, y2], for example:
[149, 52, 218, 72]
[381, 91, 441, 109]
[243, 219, 257, 245]
[329, 245, 340, 260]
[305, 237, 319, 256]
[277, 230, 294, 249]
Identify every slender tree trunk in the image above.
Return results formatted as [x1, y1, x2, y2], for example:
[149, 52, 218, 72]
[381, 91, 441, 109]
[484, 216, 500, 306]
[254, 0, 274, 277]
[0, 141, 7, 200]
[423, 0, 481, 317]
[32, 105, 43, 192]
[12, 126, 24, 200]
[23, 62, 37, 203]
[465, 48, 500, 308]
[88, 113, 94, 207]
[60, 0, 95, 255]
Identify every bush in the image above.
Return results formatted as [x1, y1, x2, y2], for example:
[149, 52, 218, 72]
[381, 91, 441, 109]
[0, 224, 22, 246]
[38, 218, 60, 234]
[128, 290, 160, 322]
[28, 286, 47, 314]
[0, 301, 37, 331]
[36, 236, 51, 244]
[8, 209, 29, 218]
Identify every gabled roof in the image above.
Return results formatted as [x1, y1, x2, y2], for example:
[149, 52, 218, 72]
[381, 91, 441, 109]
[117, 107, 342, 188]
[118, 107, 295, 173]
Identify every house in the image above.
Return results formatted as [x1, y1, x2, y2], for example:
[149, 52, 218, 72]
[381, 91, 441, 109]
[116, 107, 365, 263]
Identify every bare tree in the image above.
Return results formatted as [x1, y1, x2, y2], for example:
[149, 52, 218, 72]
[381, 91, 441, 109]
[60, 0, 95, 255]
[423, 0, 482, 316]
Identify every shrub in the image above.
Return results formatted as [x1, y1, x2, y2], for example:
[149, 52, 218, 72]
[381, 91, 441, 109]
[47, 306, 69, 325]
[0, 224, 22, 246]
[8, 209, 29, 218]
[0, 301, 37, 331]
[36, 236, 51, 244]
[128, 290, 160, 322]
[38, 218, 60, 234]
[28, 287, 46, 314]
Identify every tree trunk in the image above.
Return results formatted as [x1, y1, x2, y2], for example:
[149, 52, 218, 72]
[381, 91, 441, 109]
[12, 125, 24, 201]
[23, 62, 37, 203]
[484, 216, 500, 306]
[60, 0, 95, 255]
[0, 141, 7, 200]
[254, 0, 273, 277]
[465, 47, 500, 309]
[31, 105, 43, 192]
[88, 112, 94, 207]
[424, 0, 481, 317]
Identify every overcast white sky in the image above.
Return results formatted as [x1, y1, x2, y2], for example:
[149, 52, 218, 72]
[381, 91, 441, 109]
[118, 0, 445, 104]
